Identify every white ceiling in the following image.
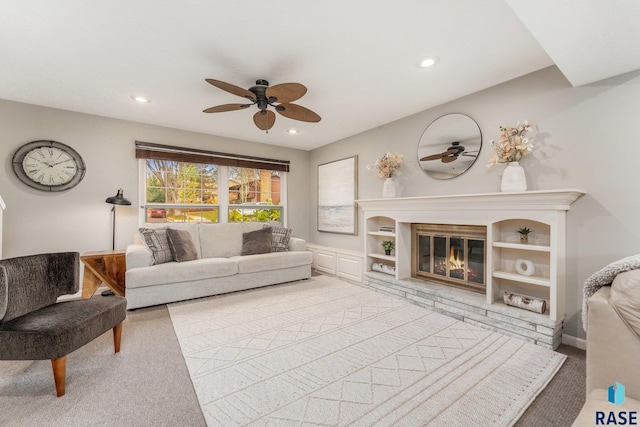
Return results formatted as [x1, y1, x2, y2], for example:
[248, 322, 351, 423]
[0, 1, 637, 151]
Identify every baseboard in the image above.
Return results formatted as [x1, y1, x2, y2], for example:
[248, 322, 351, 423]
[561, 334, 587, 350]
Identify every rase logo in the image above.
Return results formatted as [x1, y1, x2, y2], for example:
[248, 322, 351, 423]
[610, 382, 626, 406]
[596, 382, 638, 425]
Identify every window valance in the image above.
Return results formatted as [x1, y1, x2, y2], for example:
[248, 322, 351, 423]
[135, 141, 290, 172]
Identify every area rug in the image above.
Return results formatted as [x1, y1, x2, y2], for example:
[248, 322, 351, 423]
[168, 275, 566, 426]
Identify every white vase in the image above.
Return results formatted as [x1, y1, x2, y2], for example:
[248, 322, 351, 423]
[382, 177, 397, 198]
[500, 161, 527, 192]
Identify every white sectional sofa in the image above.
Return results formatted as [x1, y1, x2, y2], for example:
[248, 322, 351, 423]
[125, 222, 312, 309]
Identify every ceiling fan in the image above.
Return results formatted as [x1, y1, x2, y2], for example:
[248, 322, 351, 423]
[420, 141, 478, 163]
[203, 79, 321, 131]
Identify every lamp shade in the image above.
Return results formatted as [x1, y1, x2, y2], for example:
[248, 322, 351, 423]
[105, 188, 131, 206]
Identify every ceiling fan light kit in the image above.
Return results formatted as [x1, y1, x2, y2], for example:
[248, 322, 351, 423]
[203, 79, 321, 131]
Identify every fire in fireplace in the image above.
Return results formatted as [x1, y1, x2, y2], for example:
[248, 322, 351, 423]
[412, 224, 486, 293]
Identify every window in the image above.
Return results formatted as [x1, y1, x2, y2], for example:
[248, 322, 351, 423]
[144, 160, 219, 223]
[137, 142, 288, 224]
[228, 167, 282, 223]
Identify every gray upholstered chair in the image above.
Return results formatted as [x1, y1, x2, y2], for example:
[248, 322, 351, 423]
[0, 252, 127, 397]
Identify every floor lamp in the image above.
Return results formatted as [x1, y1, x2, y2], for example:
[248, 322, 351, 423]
[103, 189, 131, 296]
[105, 188, 132, 250]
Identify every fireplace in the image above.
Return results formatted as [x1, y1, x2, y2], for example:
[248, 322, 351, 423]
[411, 224, 486, 293]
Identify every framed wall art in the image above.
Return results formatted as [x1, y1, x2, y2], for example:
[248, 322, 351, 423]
[317, 155, 357, 234]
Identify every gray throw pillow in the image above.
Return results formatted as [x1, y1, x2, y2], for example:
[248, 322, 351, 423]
[264, 224, 291, 252]
[241, 227, 273, 256]
[166, 228, 198, 262]
[139, 228, 173, 265]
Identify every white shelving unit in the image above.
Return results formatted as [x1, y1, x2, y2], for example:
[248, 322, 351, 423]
[357, 190, 585, 322]
[365, 216, 397, 276]
[488, 218, 561, 318]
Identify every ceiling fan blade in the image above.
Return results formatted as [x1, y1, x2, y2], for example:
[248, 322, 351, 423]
[275, 103, 321, 122]
[203, 103, 251, 113]
[441, 155, 457, 163]
[253, 110, 276, 130]
[420, 148, 458, 161]
[266, 83, 307, 103]
[420, 153, 445, 161]
[205, 79, 256, 101]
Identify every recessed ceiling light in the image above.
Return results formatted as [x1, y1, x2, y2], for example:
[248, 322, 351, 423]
[131, 96, 150, 103]
[287, 129, 298, 134]
[417, 56, 439, 68]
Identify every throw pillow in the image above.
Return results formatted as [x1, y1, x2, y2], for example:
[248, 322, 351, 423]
[138, 227, 173, 265]
[166, 228, 199, 262]
[241, 226, 273, 256]
[264, 224, 292, 252]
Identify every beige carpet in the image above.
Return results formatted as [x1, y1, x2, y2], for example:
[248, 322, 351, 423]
[168, 275, 566, 426]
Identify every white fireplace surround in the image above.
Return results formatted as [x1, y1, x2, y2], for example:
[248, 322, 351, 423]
[356, 189, 585, 322]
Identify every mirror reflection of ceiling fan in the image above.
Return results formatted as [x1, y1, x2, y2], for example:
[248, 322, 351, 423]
[420, 141, 479, 163]
[203, 79, 321, 131]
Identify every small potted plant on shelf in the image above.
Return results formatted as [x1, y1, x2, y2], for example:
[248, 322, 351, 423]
[517, 227, 533, 244]
[381, 240, 395, 256]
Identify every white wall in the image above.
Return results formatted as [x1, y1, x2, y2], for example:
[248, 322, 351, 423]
[0, 100, 311, 260]
[308, 66, 640, 340]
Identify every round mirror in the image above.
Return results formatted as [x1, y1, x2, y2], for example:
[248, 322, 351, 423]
[417, 113, 482, 179]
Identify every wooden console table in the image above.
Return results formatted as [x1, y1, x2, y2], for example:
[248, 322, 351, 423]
[81, 250, 126, 298]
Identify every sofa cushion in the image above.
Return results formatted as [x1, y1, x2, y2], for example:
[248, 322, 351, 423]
[231, 251, 313, 274]
[139, 228, 173, 265]
[166, 228, 198, 262]
[199, 223, 244, 258]
[265, 224, 292, 252]
[126, 258, 238, 289]
[610, 269, 640, 337]
[241, 227, 273, 256]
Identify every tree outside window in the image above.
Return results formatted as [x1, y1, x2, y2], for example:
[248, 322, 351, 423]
[228, 167, 281, 222]
[143, 161, 283, 223]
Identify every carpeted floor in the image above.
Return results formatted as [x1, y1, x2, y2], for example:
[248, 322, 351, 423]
[0, 275, 586, 426]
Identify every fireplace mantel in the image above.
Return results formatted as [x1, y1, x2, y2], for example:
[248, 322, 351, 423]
[356, 189, 585, 212]
[356, 189, 585, 327]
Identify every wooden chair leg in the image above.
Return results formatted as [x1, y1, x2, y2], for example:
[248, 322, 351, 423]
[113, 322, 123, 353]
[51, 357, 66, 397]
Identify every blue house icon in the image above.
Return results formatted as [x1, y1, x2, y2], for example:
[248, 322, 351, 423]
[608, 382, 625, 406]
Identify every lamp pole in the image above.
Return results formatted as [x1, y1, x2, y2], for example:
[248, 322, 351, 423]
[105, 188, 131, 250]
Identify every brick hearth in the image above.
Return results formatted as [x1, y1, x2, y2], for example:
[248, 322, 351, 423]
[364, 271, 563, 349]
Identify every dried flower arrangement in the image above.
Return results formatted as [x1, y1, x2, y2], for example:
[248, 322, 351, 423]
[367, 152, 403, 178]
[488, 121, 533, 166]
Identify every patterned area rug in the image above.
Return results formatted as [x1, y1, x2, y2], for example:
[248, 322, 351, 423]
[168, 275, 565, 426]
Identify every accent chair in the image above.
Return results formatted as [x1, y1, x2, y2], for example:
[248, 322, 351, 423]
[0, 252, 126, 397]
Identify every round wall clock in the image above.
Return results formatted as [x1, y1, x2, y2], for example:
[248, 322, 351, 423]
[12, 140, 86, 192]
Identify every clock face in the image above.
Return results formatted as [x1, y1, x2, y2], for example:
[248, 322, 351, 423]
[12, 140, 86, 191]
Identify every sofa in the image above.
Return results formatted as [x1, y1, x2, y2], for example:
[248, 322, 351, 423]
[125, 221, 312, 309]
[572, 269, 640, 425]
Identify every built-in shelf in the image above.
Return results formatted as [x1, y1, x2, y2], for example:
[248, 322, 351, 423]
[357, 190, 585, 322]
[368, 231, 396, 237]
[492, 241, 551, 252]
[368, 253, 395, 262]
[492, 270, 551, 287]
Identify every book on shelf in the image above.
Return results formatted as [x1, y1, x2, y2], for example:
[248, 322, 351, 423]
[378, 226, 395, 233]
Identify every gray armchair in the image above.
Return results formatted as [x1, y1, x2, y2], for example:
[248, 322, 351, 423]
[0, 252, 126, 397]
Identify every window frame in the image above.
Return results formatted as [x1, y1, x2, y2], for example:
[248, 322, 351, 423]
[138, 159, 287, 225]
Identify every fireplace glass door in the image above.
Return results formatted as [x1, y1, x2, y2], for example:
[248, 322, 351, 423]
[412, 224, 486, 293]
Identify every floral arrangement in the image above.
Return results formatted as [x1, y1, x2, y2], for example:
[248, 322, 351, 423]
[367, 152, 403, 178]
[488, 120, 533, 166]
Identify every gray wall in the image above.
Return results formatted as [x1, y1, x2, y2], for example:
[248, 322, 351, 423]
[308, 66, 640, 340]
[2, 65, 638, 340]
[0, 99, 310, 259]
